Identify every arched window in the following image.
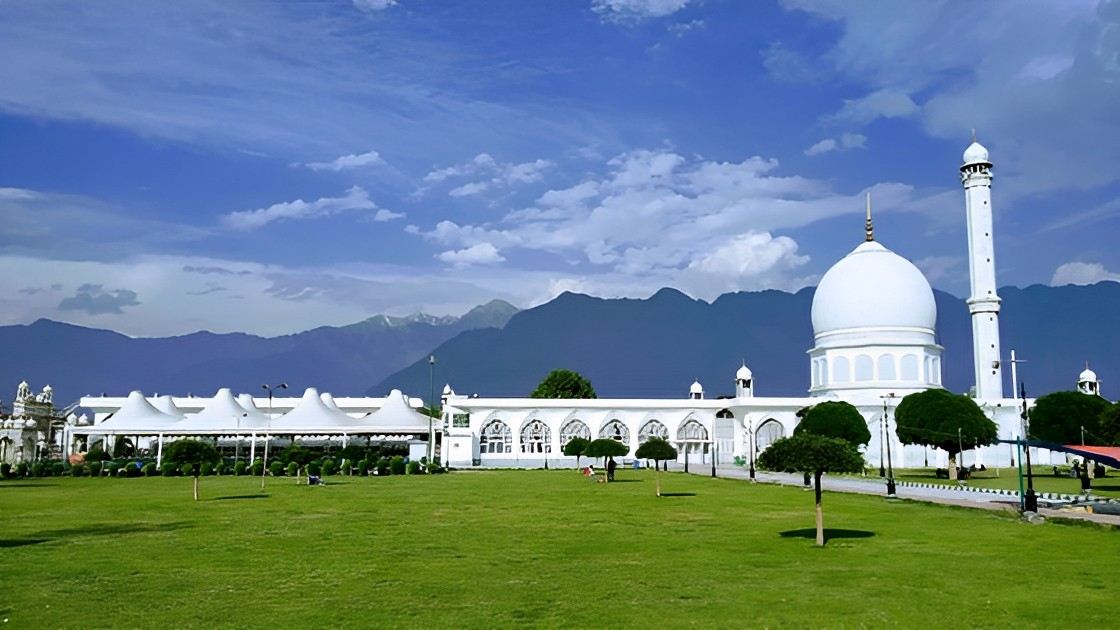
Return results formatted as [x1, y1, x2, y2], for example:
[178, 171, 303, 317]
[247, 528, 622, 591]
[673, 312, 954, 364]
[900, 354, 919, 381]
[559, 419, 590, 446]
[520, 419, 551, 454]
[599, 419, 630, 445]
[638, 420, 668, 443]
[812, 360, 820, 386]
[677, 419, 709, 442]
[854, 354, 873, 382]
[756, 419, 784, 450]
[878, 354, 896, 380]
[479, 420, 512, 454]
[833, 356, 850, 382]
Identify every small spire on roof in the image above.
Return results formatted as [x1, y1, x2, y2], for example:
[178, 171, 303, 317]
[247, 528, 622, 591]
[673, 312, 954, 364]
[971, 128, 977, 143]
[864, 192, 874, 242]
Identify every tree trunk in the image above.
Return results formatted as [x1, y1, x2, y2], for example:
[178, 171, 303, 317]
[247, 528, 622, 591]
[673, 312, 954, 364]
[655, 465, 661, 497]
[602, 457, 608, 483]
[814, 471, 824, 547]
[193, 476, 199, 502]
[948, 453, 958, 481]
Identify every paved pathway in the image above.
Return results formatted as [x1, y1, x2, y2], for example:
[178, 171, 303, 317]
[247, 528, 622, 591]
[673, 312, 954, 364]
[690, 465, 1120, 527]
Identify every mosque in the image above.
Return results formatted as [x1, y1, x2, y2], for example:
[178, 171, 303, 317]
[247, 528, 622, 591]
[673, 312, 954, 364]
[8, 139, 1099, 470]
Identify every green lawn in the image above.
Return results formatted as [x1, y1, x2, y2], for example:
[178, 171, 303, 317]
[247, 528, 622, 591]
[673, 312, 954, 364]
[1, 470, 1116, 627]
[887, 467, 1120, 499]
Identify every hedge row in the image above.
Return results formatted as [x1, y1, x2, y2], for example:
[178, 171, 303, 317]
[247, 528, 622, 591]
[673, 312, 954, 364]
[0, 455, 445, 479]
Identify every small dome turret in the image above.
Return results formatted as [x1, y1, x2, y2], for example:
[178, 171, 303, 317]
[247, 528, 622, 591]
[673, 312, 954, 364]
[688, 380, 704, 400]
[736, 364, 753, 381]
[962, 141, 990, 165]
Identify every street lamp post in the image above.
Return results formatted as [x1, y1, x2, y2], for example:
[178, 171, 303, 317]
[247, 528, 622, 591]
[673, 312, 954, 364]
[748, 418, 756, 481]
[1020, 382, 1038, 512]
[879, 410, 886, 478]
[261, 383, 287, 491]
[882, 393, 897, 497]
[427, 355, 437, 464]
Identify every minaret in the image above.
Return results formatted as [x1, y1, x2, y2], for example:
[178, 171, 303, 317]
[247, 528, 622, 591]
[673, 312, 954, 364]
[960, 133, 1004, 400]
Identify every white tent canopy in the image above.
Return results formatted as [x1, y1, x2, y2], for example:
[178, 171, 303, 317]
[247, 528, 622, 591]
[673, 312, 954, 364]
[358, 389, 431, 433]
[237, 393, 272, 421]
[151, 395, 186, 419]
[270, 388, 366, 433]
[92, 391, 181, 434]
[176, 388, 270, 433]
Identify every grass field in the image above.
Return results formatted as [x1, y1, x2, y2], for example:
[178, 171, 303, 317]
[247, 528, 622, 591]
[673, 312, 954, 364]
[1, 470, 1117, 627]
[885, 467, 1120, 498]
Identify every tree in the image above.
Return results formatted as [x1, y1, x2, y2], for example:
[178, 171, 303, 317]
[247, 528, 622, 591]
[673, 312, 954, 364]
[794, 401, 871, 446]
[562, 437, 590, 468]
[163, 439, 220, 501]
[1099, 404, 1120, 446]
[757, 434, 863, 546]
[894, 389, 997, 481]
[635, 437, 677, 497]
[1029, 391, 1111, 444]
[584, 438, 627, 482]
[530, 369, 597, 399]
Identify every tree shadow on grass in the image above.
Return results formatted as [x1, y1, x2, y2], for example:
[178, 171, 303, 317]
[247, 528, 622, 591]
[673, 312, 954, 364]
[779, 528, 875, 543]
[0, 538, 48, 548]
[608, 479, 642, 483]
[1, 521, 190, 548]
[0, 483, 59, 488]
[659, 492, 697, 497]
[210, 494, 270, 501]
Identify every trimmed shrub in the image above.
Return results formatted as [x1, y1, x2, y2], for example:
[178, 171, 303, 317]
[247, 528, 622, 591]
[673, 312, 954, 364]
[356, 459, 369, 476]
[88, 461, 103, 477]
[51, 462, 66, 476]
[161, 462, 177, 477]
[250, 460, 264, 476]
[15, 462, 30, 478]
[214, 461, 227, 476]
[425, 462, 444, 474]
[115, 467, 128, 478]
[103, 462, 118, 477]
[286, 462, 299, 477]
[269, 461, 285, 477]
[70, 464, 87, 477]
[30, 462, 45, 477]
[180, 463, 194, 477]
[390, 456, 406, 476]
[233, 461, 247, 476]
[376, 457, 390, 476]
[307, 461, 322, 476]
[0, 462, 12, 479]
[407, 461, 422, 475]
[199, 462, 213, 476]
[322, 458, 337, 476]
[142, 462, 157, 477]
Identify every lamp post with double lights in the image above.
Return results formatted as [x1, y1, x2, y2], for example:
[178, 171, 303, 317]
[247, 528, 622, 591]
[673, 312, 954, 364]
[261, 383, 287, 490]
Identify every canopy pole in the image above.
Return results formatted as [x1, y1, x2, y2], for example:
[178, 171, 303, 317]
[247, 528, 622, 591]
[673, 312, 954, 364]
[249, 432, 256, 464]
[156, 434, 164, 470]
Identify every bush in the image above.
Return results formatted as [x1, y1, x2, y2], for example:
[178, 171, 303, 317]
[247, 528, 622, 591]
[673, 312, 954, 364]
[103, 462, 118, 477]
[161, 462, 177, 477]
[214, 461, 227, 476]
[0, 462, 12, 479]
[70, 464, 87, 477]
[250, 460, 264, 476]
[15, 462, 30, 478]
[425, 462, 444, 474]
[307, 461, 322, 476]
[322, 458, 337, 476]
[85, 443, 111, 462]
[286, 462, 299, 477]
[376, 457, 391, 476]
[269, 461, 285, 477]
[31, 462, 45, 477]
[180, 463, 194, 477]
[52, 462, 66, 476]
[115, 467, 128, 478]
[407, 460, 422, 475]
[199, 462, 213, 476]
[390, 456, 406, 475]
[88, 461, 103, 477]
[234, 461, 248, 476]
[142, 462, 157, 477]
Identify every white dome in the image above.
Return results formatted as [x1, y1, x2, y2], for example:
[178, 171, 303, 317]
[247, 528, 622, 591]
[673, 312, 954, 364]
[962, 141, 989, 165]
[812, 241, 936, 343]
[689, 380, 704, 394]
[736, 364, 752, 380]
[1079, 367, 1098, 382]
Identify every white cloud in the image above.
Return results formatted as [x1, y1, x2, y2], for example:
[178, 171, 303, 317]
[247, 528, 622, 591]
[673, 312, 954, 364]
[593, 0, 691, 22]
[353, 0, 397, 12]
[303, 150, 385, 172]
[422, 154, 553, 197]
[436, 243, 506, 268]
[832, 89, 918, 125]
[372, 208, 406, 222]
[221, 186, 378, 230]
[1051, 262, 1120, 286]
[804, 132, 866, 156]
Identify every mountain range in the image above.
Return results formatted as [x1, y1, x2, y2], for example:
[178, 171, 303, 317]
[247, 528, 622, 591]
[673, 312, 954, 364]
[2, 282, 1116, 409]
[373, 282, 1120, 402]
[0, 300, 518, 406]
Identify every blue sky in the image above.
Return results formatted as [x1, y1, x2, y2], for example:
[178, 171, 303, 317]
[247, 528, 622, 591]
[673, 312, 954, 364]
[1, 0, 1118, 336]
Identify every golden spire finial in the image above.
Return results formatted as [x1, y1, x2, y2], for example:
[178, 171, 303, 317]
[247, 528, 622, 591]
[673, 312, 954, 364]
[864, 192, 874, 242]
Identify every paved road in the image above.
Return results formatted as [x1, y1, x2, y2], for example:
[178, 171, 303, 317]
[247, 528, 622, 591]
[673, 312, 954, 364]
[692, 465, 1120, 526]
